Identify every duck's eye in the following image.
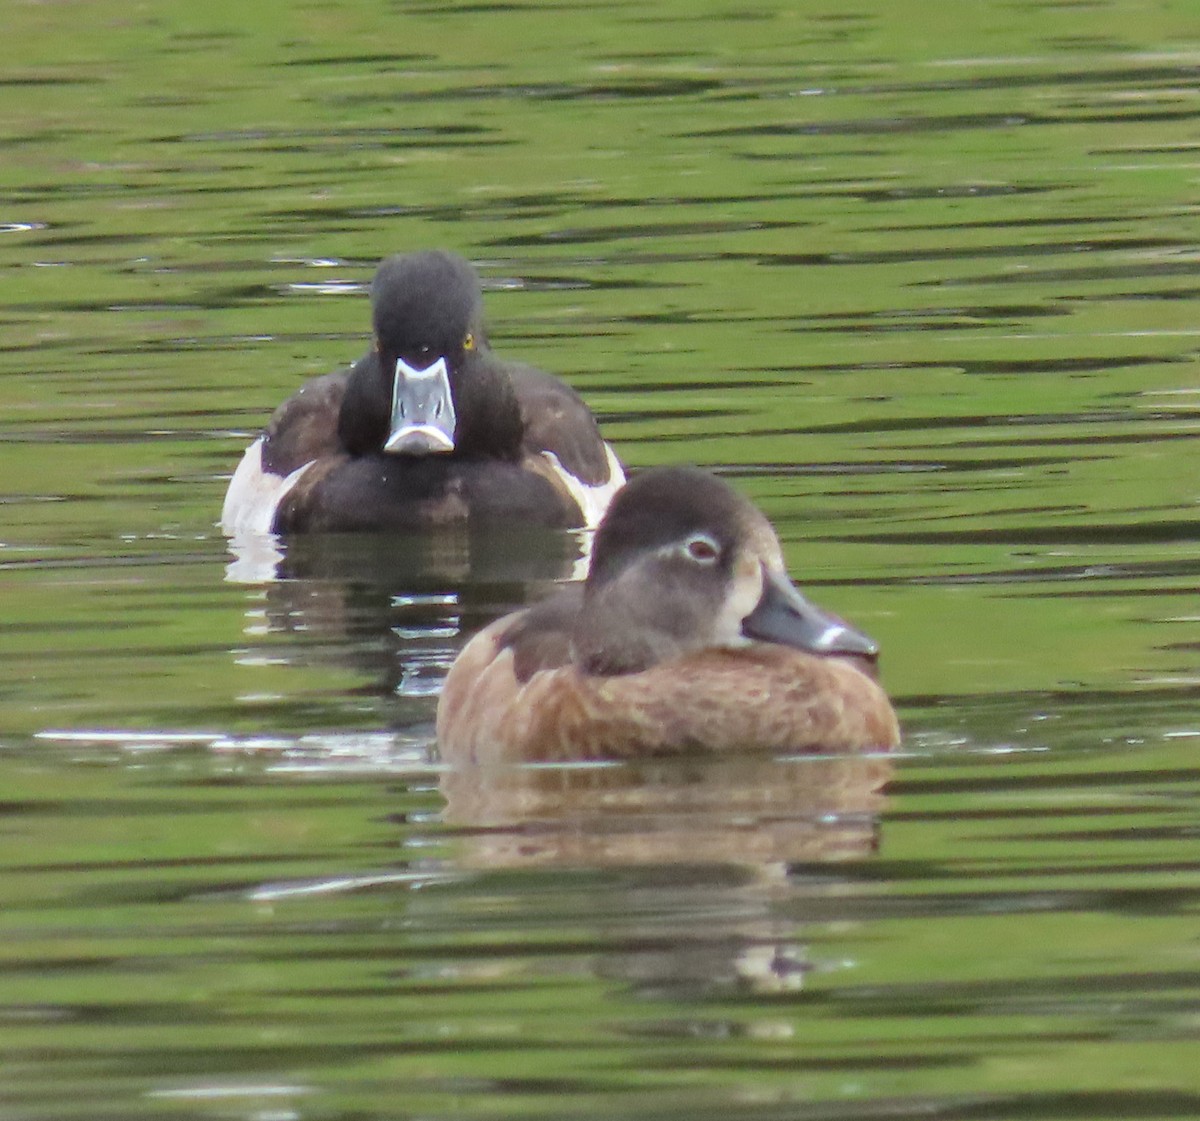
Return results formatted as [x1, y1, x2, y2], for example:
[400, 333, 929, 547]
[463, 332, 475, 351]
[684, 533, 720, 564]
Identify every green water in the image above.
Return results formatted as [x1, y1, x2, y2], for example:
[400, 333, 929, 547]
[1, 0, 1199, 1118]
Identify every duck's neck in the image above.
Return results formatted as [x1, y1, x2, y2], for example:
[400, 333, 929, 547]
[337, 352, 391, 456]
[451, 357, 525, 460]
[572, 580, 697, 677]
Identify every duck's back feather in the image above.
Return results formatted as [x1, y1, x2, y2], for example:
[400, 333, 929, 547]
[497, 584, 584, 683]
[260, 370, 349, 477]
[508, 364, 613, 486]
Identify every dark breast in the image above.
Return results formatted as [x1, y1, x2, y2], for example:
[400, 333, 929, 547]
[273, 454, 584, 533]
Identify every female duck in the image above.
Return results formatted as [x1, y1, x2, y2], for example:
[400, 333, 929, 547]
[437, 467, 900, 760]
[222, 250, 624, 535]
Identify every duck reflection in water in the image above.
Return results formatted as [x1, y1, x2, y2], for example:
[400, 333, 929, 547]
[230, 522, 589, 713]
[439, 753, 893, 869]
[437, 741, 894, 996]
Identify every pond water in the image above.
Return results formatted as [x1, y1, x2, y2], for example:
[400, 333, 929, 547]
[2, 0, 1199, 1118]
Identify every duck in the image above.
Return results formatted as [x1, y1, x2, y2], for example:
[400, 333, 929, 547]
[436, 466, 900, 761]
[221, 250, 625, 535]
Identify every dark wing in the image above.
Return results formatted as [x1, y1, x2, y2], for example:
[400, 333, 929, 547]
[260, 369, 350, 476]
[506, 363, 615, 486]
[499, 583, 585, 683]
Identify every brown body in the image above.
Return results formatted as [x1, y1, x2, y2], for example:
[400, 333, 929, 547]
[438, 614, 900, 763]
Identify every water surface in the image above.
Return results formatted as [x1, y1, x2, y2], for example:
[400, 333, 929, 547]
[1, 1, 1199, 1118]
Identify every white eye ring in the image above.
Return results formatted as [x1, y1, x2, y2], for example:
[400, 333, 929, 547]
[683, 532, 720, 564]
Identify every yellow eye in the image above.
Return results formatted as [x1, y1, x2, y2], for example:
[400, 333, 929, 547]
[463, 332, 475, 351]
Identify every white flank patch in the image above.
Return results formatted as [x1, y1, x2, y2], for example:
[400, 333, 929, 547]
[220, 437, 313, 536]
[542, 442, 625, 530]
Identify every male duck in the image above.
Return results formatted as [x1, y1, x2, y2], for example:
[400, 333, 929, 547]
[436, 466, 900, 761]
[221, 250, 625, 535]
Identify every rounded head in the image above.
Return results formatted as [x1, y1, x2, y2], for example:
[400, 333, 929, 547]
[589, 466, 784, 588]
[575, 466, 878, 675]
[371, 250, 485, 364]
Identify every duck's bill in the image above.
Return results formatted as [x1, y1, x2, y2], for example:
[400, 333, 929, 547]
[385, 356, 457, 454]
[742, 567, 879, 659]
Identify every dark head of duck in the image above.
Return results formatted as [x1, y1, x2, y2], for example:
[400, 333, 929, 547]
[336, 251, 525, 461]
